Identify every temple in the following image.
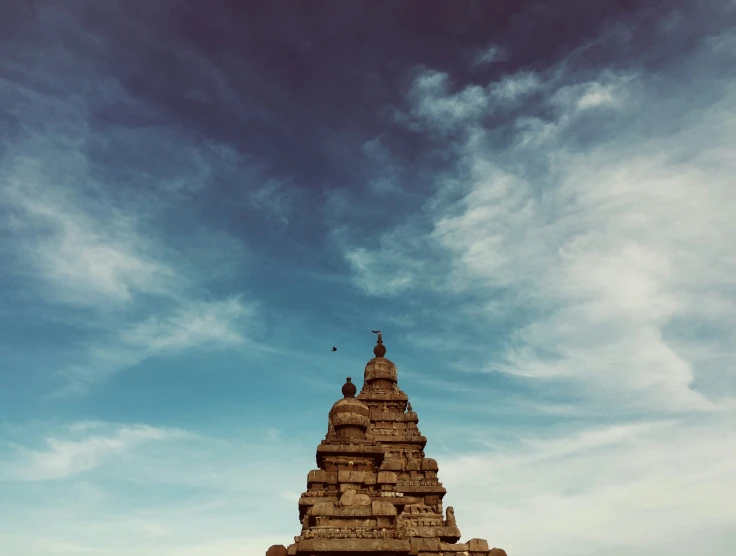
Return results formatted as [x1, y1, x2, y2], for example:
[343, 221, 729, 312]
[266, 332, 507, 556]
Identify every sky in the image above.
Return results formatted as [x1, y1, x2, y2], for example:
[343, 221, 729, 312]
[0, 1, 735, 555]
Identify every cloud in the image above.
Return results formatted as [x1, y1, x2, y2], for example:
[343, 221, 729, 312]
[59, 297, 255, 392]
[474, 45, 509, 66]
[550, 71, 632, 112]
[5, 423, 187, 481]
[5, 416, 733, 556]
[408, 71, 489, 131]
[0, 420, 312, 555]
[1, 170, 174, 306]
[343, 248, 415, 296]
[337, 218, 440, 296]
[402, 70, 541, 134]
[428, 149, 730, 410]
[488, 71, 541, 104]
[337, 23, 736, 412]
[248, 179, 297, 227]
[441, 417, 736, 556]
[119, 297, 252, 351]
[0, 107, 251, 310]
[0, 17, 270, 390]
[2, 157, 258, 390]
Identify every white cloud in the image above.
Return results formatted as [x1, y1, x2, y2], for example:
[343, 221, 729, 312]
[512, 72, 633, 147]
[1, 171, 173, 306]
[0, 29, 286, 392]
[343, 248, 415, 296]
[551, 72, 632, 112]
[7, 424, 187, 481]
[488, 71, 541, 103]
[0, 70, 264, 390]
[339, 36, 736, 413]
[0, 421, 311, 555]
[576, 84, 619, 110]
[474, 45, 509, 66]
[6, 417, 733, 556]
[404, 69, 542, 133]
[430, 149, 731, 409]
[60, 297, 254, 391]
[441, 418, 736, 556]
[408, 71, 488, 131]
[120, 297, 251, 351]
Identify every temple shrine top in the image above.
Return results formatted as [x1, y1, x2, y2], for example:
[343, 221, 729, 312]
[266, 332, 507, 556]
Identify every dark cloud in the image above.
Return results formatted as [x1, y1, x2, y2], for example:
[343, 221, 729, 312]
[5, 1, 700, 182]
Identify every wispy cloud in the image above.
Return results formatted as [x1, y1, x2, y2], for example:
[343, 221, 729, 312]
[0, 16, 271, 390]
[402, 70, 541, 134]
[60, 297, 255, 392]
[441, 417, 736, 555]
[4, 414, 731, 556]
[407, 71, 489, 131]
[0, 420, 311, 555]
[4, 423, 187, 481]
[119, 298, 251, 351]
[474, 45, 509, 66]
[1, 150, 259, 390]
[1, 168, 174, 306]
[247, 179, 297, 227]
[361, 137, 404, 194]
[338, 24, 736, 413]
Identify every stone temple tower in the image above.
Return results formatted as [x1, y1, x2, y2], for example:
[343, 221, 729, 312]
[266, 333, 507, 556]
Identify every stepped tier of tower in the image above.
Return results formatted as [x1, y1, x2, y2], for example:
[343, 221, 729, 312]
[266, 335, 506, 556]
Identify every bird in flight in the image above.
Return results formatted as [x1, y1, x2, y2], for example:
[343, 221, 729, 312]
[332, 346, 337, 352]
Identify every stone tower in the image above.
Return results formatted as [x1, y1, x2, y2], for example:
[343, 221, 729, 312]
[266, 333, 506, 556]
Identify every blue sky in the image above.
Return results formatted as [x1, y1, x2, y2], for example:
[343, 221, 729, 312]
[1, 1, 735, 555]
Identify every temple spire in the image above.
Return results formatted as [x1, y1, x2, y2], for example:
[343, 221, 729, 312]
[271, 334, 508, 556]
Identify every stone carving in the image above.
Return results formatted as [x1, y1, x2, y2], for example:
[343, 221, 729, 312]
[268, 334, 506, 555]
[339, 488, 371, 507]
[446, 506, 457, 527]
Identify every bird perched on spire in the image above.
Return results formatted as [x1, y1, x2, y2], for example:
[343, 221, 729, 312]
[371, 330, 386, 357]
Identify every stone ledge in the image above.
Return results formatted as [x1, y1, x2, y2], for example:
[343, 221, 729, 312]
[295, 538, 411, 552]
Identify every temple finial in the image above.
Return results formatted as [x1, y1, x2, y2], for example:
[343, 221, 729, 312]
[371, 330, 386, 357]
[341, 377, 357, 398]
